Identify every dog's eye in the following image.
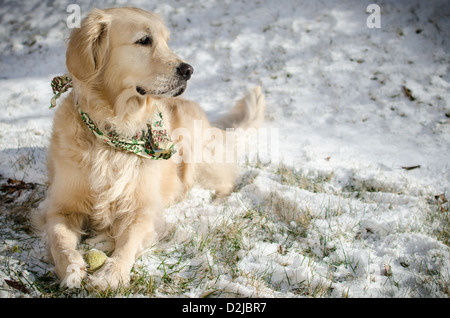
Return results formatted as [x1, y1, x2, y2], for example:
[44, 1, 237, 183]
[136, 35, 152, 46]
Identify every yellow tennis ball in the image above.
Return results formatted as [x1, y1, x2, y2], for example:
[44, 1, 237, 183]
[83, 249, 107, 273]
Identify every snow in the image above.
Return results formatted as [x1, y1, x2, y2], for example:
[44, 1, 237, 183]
[0, 0, 449, 298]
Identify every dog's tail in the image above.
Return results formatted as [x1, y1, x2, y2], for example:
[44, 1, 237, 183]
[213, 86, 265, 130]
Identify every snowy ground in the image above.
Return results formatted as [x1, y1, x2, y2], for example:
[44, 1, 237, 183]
[0, 0, 449, 298]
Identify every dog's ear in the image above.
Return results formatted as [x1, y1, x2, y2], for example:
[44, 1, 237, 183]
[66, 9, 110, 82]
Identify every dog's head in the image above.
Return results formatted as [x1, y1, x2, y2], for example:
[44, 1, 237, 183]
[66, 7, 193, 103]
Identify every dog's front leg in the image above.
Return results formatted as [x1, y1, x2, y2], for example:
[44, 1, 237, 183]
[46, 213, 87, 288]
[88, 209, 158, 290]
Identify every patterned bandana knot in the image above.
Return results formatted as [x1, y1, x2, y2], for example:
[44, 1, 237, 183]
[49, 74, 176, 160]
[50, 74, 73, 109]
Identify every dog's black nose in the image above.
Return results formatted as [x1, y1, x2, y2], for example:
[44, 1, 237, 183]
[177, 63, 194, 81]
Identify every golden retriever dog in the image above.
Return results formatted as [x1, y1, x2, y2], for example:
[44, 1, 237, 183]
[35, 7, 265, 289]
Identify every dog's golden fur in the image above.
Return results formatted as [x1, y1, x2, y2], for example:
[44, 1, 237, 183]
[35, 7, 264, 289]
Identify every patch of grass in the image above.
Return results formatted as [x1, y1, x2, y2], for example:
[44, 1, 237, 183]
[427, 194, 449, 247]
[276, 164, 334, 193]
[234, 169, 260, 192]
[292, 277, 334, 297]
[262, 191, 313, 239]
[0, 176, 46, 234]
[342, 174, 403, 197]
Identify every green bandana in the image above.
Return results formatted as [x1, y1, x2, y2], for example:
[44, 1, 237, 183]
[50, 74, 176, 160]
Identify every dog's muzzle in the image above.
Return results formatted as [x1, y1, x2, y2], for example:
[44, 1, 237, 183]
[136, 63, 194, 97]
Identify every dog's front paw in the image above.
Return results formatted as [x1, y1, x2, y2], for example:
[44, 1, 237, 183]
[87, 257, 131, 290]
[60, 262, 87, 289]
[54, 250, 87, 289]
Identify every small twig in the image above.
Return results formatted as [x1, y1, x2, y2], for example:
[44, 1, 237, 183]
[402, 85, 416, 101]
[401, 165, 421, 171]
